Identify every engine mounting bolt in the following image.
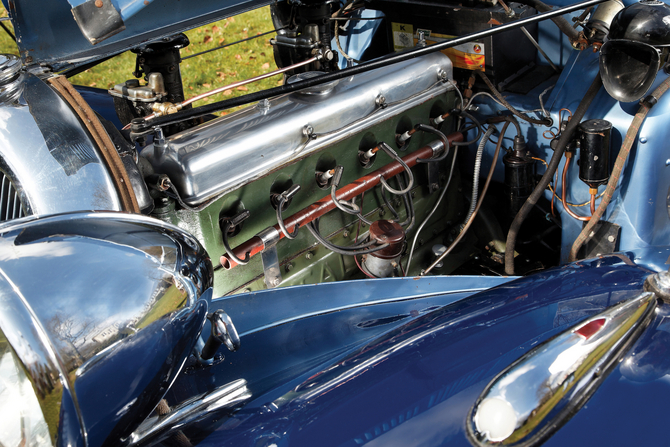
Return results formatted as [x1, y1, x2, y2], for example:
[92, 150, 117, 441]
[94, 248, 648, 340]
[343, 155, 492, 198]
[303, 125, 314, 137]
[343, 230, 350, 238]
[285, 263, 294, 272]
[305, 252, 313, 260]
[376, 95, 387, 108]
[271, 278, 281, 286]
[379, 209, 385, 217]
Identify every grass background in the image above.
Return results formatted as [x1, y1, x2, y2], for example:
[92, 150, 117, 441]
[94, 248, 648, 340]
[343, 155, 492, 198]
[0, 6, 279, 115]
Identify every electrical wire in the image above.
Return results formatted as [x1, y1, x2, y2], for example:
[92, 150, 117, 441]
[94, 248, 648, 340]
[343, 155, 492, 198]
[306, 218, 389, 255]
[463, 127, 495, 225]
[423, 120, 511, 275]
[477, 71, 553, 126]
[405, 146, 459, 274]
[569, 77, 670, 261]
[505, 73, 603, 274]
[453, 110, 483, 146]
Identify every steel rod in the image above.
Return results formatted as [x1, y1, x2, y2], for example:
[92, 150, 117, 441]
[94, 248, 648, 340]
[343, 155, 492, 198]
[137, 0, 606, 131]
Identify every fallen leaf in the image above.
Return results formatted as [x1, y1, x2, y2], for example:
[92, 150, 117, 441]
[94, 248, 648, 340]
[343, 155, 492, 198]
[202, 83, 211, 88]
[227, 17, 235, 22]
[212, 25, 221, 32]
[236, 86, 248, 91]
[189, 86, 194, 90]
[203, 35, 213, 44]
[277, 80, 283, 86]
[260, 52, 266, 56]
[261, 63, 270, 69]
[235, 54, 242, 60]
[249, 56, 256, 60]
[218, 37, 225, 44]
[224, 21, 230, 28]
[220, 111, 228, 116]
[88, 82, 96, 87]
[216, 71, 225, 79]
[223, 89, 232, 95]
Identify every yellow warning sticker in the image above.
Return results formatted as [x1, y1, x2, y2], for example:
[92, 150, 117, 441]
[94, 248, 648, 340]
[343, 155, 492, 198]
[415, 30, 486, 71]
[392, 22, 414, 51]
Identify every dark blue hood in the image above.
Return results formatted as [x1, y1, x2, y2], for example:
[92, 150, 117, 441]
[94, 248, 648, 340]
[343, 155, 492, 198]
[145, 254, 667, 447]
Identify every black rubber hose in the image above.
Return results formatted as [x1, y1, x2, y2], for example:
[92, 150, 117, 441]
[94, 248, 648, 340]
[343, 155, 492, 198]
[514, 0, 581, 45]
[504, 72, 602, 275]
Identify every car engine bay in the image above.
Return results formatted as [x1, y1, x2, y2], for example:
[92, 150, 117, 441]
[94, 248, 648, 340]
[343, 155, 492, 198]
[1, 0, 668, 298]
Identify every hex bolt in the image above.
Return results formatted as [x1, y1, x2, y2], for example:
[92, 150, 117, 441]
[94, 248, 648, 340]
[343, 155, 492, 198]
[285, 263, 294, 272]
[305, 252, 313, 260]
[607, 235, 615, 243]
[343, 230, 350, 238]
[271, 278, 281, 286]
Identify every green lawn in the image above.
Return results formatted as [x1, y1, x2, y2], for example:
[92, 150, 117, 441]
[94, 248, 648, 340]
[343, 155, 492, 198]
[0, 6, 279, 115]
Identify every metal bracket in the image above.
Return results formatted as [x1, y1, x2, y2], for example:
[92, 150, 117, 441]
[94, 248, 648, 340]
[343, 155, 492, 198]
[426, 161, 441, 194]
[257, 227, 282, 288]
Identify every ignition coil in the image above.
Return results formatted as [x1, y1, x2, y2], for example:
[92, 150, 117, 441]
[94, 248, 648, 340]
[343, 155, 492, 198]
[503, 135, 535, 219]
[578, 119, 612, 192]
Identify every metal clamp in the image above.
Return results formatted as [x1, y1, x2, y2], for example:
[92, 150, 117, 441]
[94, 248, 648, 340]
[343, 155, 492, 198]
[257, 227, 282, 288]
[201, 310, 240, 361]
[221, 211, 251, 265]
[276, 184, 301, 239]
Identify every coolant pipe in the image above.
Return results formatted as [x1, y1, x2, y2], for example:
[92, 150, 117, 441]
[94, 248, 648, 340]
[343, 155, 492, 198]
[220, 132, 463, 269]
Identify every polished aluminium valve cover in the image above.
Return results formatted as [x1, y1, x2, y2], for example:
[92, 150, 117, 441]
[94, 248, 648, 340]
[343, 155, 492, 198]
[143, 52, 454, 206]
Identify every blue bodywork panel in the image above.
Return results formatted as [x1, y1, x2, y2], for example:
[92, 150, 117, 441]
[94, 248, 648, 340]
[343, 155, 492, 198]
[467, 49, 670, 264]
[149, 253, 667, 446]
[6, 0, 271, 71]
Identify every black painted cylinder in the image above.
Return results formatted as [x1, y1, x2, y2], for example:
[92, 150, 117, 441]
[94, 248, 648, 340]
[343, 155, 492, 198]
[503, 152, 535, 218]
[578, 119, 612, 188]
